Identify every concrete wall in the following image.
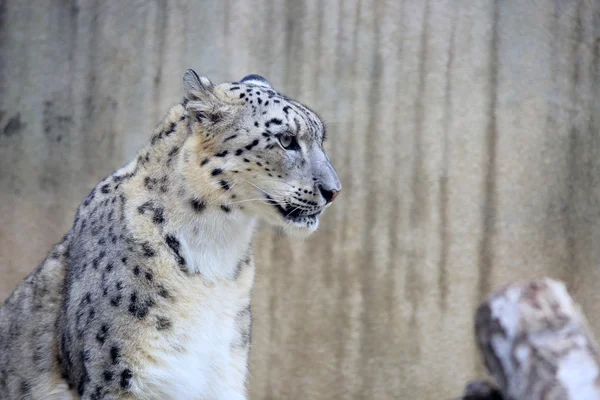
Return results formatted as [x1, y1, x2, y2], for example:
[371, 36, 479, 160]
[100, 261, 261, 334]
[1, 0, 599, 398]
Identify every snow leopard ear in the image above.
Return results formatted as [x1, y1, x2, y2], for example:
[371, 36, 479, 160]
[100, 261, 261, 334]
[240, 74, 273, 89]
[183, 69, 236, 129]
[184, 69, 216, 102]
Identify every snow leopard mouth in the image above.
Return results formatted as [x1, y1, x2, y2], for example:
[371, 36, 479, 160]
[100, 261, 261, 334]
[265, 196, 321, 222]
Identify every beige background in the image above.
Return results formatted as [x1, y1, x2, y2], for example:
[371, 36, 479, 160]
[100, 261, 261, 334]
[1, 1, 600, 399]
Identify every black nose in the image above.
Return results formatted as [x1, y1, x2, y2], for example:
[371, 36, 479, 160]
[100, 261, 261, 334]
[318, 184, 340, 204]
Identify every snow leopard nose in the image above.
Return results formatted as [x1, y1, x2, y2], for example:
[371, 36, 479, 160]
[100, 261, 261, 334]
[310, 147, 341, 204]
[317, 184, 341, 204]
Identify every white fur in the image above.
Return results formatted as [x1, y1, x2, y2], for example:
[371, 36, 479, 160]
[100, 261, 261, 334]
[132, 207, 255, 400]
[29, 378, 76, 400]
[177, 208, 256, 281]
[133, 290, 243, 400]
[111, 158, 138, 179]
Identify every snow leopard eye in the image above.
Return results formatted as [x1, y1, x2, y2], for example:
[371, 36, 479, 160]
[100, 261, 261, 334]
[277, 134, 300, 151]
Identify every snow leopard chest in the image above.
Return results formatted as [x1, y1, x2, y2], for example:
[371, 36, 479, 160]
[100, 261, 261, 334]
[131, 282, 245, 400]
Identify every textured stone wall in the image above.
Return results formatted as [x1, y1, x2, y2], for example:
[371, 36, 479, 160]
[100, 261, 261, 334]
[1, 1, 599, 398]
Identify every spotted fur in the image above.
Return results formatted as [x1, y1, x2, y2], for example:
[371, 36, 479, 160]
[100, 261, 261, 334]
[0, 70, 340, 399]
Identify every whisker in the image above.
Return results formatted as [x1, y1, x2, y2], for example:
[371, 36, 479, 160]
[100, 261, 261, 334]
[237, 178, 284, 199]
[209, 183, 237, 204]
[227, 198, 285, 206]
[285, 205, 303, 218]
[255, 178, 296, 189]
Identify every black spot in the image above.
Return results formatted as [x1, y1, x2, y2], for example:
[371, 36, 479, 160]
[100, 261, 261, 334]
[19, 380, 31, 394]
[221, 205, 232, 213]
[110, 346, 120, 364]
[141, 242, 155, 257]
[106, 263, 113, 272]
[200, 158, 210, 166]
[283, 106, 291, 114]
[77, 367, 89, 396]
[133, 266, 140, 276]
[156, 316, 172, 330]
[235, 149, 244, 156]
[91, 225, 102, 237]
[101, 184, 111, 194]
[262, 132, 270, 137]
[257, 98, 262, 105]
[152, 207, 165, 224]
[151, 122, 176, 144]
[157, 285, 170, 299]
[168, 146, 180, 157]
[145, 271, 153, 281]
[103, 370, 113, 382]
[254, 121, 259, 127]
[224, 134, 237, 142]
[167, 146, 180, 166]
[49, 250, 61, 259]
[215, 150, 228, 157]
[110, 295, 122, 307]
[190, 198, 206, 213]
[243, 158, 250, 163]
[211, 168, 223, 176]
[96, 324, 109, 344]
[239, 93, 246, 99]
[92, 252, 105, 269]
[144, 176, 155, 190]
[245, 139, 260, 151]
[151, 134, 162, 145]
[129, 292, 154, 319]
[87, 308, 96, 324]
[165, 234, 187, 270]
[90, 386, 103, 400]
[82, 189, 96, 207]
[121, 257, 128, 265]
[128, 292, 138, 309]
[195, 111, 207, 122]
[165, 122, 176, 136]
[219, 180, 231, 191]
[210, 113, 222, 123]
[265, 118, 282, 128]
[256, 162, 263, 167]
[120, 369, 132, 389]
